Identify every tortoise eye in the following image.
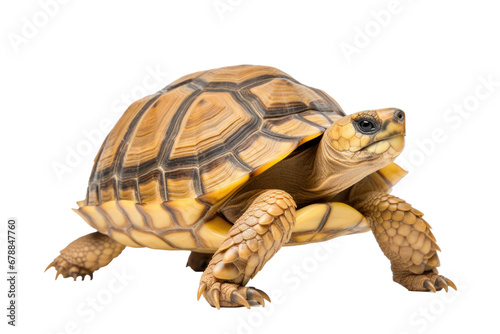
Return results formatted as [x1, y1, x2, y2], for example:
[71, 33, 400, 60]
[359, 120, 374, 131]
[355, 117, 379, 134]
[356, 119, 377, 134]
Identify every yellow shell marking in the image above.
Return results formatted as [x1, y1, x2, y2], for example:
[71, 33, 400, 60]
[162, 230, 198, 249]
[98, 201, 131, 230]
[377, 162, 408, 187]
[108, 229, 142, 248]
[139, 203, 176, 231]
[290, 202, 369, 244]
[74, 199, 207, 250]
[238, 135, 297, 171]
[166, 171, 198, 200]
[76, 206, 108, 233]
[200, 157, 249, 200]
[137, 175, 162, 204]
[118, 201, 148, 230]
[196, 216, 233, 250]
[200, 174, 250, 205]
[164, 198, 207, 227]
[128, 229, 175, 250]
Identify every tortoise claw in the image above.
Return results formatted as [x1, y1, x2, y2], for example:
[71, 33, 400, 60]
[424, 280, 437, 293]
[433, 275, 457, 292]
[231, 291, 251, 309]
[212, 290, 221, 310]
[46, 256, 94, 281]
[246, 288, 266, 307]
[444, 277, 457, 291]
[197, 282, 207, 301]
[435, 277, 448, 292]
[45, 262, 55, 272]
[395, 271, 457, 293]
[197, 279, 270, 309]
[55, 267, 64, 280]
[422, 274, 458, 293]
[252, 287, 271, 303]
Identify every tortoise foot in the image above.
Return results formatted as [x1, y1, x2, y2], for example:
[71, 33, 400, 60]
[198, 279, 270, 309]
[46, 232, 126, 281]
[394, 271, 457, 292]
[45, 256, 93, 281]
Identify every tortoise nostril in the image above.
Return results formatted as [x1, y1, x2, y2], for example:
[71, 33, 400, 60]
[394, 109, 405, 123]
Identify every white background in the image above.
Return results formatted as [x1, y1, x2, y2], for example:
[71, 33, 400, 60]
[1, 0, 499, 333]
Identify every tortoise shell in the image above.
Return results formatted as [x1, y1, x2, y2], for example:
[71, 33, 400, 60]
[75, 65, 346, 251]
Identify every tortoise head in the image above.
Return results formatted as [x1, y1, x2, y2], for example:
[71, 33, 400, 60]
[325, 108, 406, 164]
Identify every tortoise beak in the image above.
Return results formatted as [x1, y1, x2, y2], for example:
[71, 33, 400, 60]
[373, 108, 406, 142]
[361, 108, 405, 155]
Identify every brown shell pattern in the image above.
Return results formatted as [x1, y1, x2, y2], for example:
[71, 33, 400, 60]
[76, 65, 344, 251]
[86, 65, 344, 206]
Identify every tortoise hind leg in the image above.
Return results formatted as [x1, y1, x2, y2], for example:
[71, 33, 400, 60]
[46, 232, 126, 280]
[198, 189, 296, 309]
[186, 252, 213, 272]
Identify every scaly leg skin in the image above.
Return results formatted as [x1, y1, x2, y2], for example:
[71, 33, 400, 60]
[198, 189, 296, 309]
[46, 232, 126, 281]
[354, 192, 456, 292]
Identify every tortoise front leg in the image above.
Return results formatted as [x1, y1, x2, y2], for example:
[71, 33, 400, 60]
[46, 232, 126, 280]
[198, 189, 296, 309]
[352, 192, 456, 292]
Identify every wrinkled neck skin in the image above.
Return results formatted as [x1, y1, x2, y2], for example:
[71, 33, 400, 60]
[304, 137, 390, 202]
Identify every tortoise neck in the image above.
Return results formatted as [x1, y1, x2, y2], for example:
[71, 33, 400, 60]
[306, 137, 382, 201]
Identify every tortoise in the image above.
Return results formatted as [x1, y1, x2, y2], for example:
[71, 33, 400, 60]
[47, 65, 456, 308]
